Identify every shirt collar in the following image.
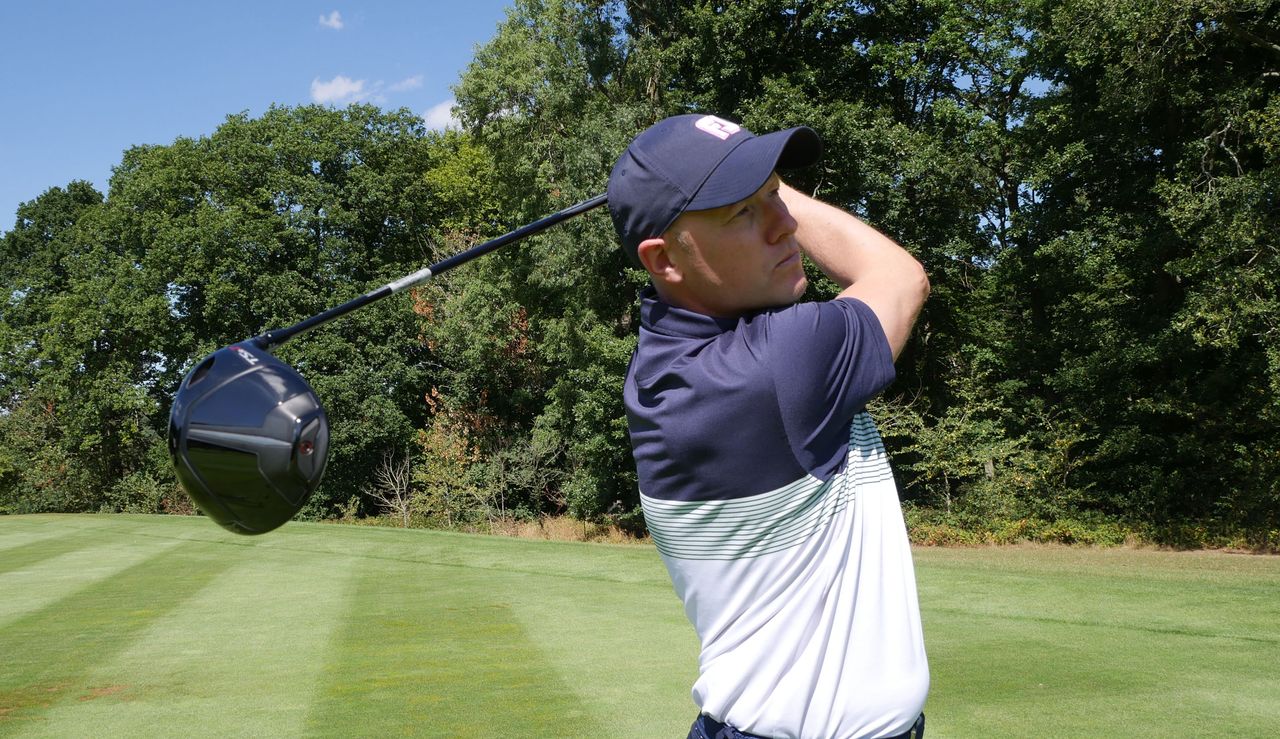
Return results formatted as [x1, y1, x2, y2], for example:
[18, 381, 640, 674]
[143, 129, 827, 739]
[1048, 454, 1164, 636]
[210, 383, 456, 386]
[639, 286, 742, 339]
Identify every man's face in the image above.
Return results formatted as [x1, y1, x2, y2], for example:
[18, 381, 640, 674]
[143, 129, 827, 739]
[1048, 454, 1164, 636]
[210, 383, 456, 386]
[666, 173, 806, 317]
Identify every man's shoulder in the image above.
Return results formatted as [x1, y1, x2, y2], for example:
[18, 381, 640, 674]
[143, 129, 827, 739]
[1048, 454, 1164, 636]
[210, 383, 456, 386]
[753, 296, 876, 326]
[633, 297, 879, 372]
[735, 297, 882, 361]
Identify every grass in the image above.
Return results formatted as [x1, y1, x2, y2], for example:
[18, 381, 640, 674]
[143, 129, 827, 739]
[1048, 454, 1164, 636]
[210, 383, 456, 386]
[916, 545, 1280, 736]
[2, 515, 1279, 737]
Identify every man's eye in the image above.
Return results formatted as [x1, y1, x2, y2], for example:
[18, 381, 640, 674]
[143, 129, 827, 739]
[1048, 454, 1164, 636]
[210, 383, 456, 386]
[733, 206, 750, 219]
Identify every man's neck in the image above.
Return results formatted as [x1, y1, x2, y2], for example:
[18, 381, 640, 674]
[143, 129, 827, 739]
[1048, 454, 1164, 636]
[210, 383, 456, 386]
[651, 280, 738, 319]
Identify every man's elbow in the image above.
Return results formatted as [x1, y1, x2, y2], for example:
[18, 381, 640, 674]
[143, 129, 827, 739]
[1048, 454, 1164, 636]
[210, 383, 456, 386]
[908, 259, 930, 309]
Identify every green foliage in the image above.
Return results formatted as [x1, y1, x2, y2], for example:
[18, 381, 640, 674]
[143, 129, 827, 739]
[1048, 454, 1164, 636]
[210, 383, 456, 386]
[1, 106, 479, 516]
[445, 0, 1278, 540]
[904, 504, 1133, 547]
[1001, 0, 1280, 534]
[436, 0, 649, 521]
[0, 181, 166, 513]
[2, 1, 1276, 544]
[413, 414, 487, 527]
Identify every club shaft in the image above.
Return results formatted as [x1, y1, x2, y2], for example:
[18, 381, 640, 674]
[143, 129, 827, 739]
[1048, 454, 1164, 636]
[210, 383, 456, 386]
[253, 193, 607, 350]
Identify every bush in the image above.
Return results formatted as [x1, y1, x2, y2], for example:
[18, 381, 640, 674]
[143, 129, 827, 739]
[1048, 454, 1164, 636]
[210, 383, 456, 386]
[903, 504, 1133, 547]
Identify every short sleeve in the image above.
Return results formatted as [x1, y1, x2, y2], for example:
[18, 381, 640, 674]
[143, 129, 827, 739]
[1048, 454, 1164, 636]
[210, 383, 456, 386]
[760, 297, 896, 478]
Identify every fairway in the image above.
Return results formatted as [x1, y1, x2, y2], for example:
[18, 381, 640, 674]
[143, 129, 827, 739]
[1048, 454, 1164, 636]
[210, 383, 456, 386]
[2, 515, 1279, 737]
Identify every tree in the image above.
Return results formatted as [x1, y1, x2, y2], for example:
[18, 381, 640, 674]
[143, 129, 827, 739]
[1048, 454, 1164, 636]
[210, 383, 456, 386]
[0, 182, 168, 512]
[5, 2, 1275, 544]
[448, 0, 1278, 543]
[449, 0, 1040, 519]
[1, 106, 486, 515]
[363, 450, 416, 527]
[1000, 0, 1280, 539]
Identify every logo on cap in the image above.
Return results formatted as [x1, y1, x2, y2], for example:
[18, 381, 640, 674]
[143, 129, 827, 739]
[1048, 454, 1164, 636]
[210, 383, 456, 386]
[694, 115, 741, 141]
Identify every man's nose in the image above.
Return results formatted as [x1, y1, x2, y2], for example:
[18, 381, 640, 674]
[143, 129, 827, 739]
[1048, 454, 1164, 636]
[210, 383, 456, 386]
[765, 199, 798, 244]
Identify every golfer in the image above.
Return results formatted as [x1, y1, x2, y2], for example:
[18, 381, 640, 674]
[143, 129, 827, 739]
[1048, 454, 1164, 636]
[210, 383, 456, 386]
[608, 114, 930, 739]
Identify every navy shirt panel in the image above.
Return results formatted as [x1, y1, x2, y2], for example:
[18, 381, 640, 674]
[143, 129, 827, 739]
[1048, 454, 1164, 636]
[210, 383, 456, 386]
[626, 290, 896, 502]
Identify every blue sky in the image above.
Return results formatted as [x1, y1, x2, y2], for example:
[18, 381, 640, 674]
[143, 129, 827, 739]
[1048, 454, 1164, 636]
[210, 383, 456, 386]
[0, 1, 515, 231]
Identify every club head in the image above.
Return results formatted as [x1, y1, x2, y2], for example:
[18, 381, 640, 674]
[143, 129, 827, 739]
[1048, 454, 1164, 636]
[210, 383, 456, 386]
[168, 340, 329, 535]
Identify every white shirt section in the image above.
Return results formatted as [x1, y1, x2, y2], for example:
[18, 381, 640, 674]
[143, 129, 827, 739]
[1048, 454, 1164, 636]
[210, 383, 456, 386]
[641, 413, 928, 738]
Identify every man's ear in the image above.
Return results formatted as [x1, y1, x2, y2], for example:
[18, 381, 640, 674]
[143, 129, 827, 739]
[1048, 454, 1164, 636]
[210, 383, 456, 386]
[637, 236, 683, 284]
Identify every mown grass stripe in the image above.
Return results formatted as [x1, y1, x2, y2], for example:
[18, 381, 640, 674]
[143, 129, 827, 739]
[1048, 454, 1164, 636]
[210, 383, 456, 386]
[0, 541, 242, 729]
[927, 605, 1280, 645]
[0, 536, 185, 630]
[305, 559, 607, 735]
[30, 548, 359, 737]
[503, 564, 698, 736]
[0, 519, 88, 558]
[0, 527, 110, 578]
[59, 515, 669, 589]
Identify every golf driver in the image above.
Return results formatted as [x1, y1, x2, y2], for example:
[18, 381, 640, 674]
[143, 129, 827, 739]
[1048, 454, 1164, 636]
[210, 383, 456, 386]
[168, 193, 607, 535]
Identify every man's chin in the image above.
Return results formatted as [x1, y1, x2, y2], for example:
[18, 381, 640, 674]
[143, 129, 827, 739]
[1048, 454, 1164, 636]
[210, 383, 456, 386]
[769, 279, 808, 310]
[790, 275, 808, 301]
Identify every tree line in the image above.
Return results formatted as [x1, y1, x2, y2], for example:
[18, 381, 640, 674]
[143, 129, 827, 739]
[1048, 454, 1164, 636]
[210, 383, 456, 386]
[2, 0, 1276, 547]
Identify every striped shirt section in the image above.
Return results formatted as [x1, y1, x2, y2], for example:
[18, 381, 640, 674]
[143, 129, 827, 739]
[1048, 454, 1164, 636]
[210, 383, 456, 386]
[642, 412, 894, 560]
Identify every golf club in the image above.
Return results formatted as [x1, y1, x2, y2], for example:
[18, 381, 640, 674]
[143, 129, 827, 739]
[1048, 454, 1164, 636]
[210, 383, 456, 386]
[168, 193, 608, 535]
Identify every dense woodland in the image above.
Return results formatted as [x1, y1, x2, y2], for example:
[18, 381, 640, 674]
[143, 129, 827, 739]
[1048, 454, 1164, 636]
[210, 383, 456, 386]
[2, 0, 1277, 547]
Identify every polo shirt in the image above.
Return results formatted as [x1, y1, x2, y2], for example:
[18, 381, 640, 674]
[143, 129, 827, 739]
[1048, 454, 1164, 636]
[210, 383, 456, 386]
[625, 287, 929, 738]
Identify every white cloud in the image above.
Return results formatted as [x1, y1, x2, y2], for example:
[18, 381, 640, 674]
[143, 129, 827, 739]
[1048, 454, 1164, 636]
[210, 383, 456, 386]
[423, 99, 459, 130]
[310, 72, 427, 107]
[311, 75, 365, 104]
[319, 10, 344, 30]
[388, 75, 424, 93]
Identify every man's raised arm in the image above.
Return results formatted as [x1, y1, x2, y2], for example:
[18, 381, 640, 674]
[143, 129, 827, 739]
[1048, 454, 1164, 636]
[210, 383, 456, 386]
[780, 182, 930, 359]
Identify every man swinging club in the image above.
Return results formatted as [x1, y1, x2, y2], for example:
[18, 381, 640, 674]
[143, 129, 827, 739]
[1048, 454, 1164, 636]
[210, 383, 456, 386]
[608, 114, 931, 738]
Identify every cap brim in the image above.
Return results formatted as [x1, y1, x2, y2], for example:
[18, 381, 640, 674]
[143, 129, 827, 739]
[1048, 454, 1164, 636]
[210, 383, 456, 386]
[685, 126, 822, 212]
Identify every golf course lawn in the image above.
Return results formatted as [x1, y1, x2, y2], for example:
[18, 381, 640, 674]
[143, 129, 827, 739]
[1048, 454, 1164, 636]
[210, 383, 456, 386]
[1, 515, 1277, 737]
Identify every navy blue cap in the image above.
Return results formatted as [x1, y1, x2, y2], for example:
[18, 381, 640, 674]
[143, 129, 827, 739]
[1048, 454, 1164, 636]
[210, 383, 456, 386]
[607, 114, 822, 267]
